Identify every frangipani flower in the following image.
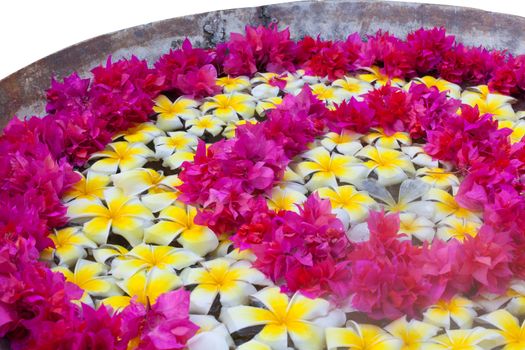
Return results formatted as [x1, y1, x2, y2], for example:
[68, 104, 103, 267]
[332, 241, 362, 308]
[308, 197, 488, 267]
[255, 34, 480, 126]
[436, 216, 481, 242]
[223, 119, 258, 139]
[266, 186, 307, 212]
[201, 93, 255, 122]
[54, 259, 119, 302]
[416, 167, 460, 190]
[221, 287, 342, 350]
[363, 129, 412, 149]
[153, 131, 198, 159]
[357, 146, 416, 186]
[358, 66, 405, 87]
[332, 76, 373, 99]
[255, 96, 283, 116]
[144, 204, 218, 255]
[360, 179, 434, 218]
[317, 185, 376, 223]
[401, 146, 439, 168]
[297, 147, 367, 190]
[186, 115, 225, 137]
[212, 238, 257, 262]
[92, 244, 128, 265]
[385, 316, 440, 350]
[163, 149, 196, 170]
[423, 188, 481, 223]
[102, 268, 181, 310]
[113, 122, 164, 144]
[237, 340, 272, 350]
[320, 131, 363, 156]
[48, 226, 97, 266]
[216, 75, 251, 93]
[62, 171, 110, 202]
[461, 87, 517, 121]
[89, 141, 154, 174]
[479, 309, 525, 349]
[507, 280, 525, 316]
[187, 314, 235, 350]
[310, 83, 346, 104]
[111, 243, 202, 280]
[250, 72, 281, 99]
[411, 76, 461, 98]
[498, 120, 525, 144]
[67, 187, 154, 246]
[427, 328, 500, 350]
[399, 212, 435, 242]
[423, 296, 477, 329]
[181, 258, 270, 314]
[326, 321, 402, 350]
[154, 95, 200, 130]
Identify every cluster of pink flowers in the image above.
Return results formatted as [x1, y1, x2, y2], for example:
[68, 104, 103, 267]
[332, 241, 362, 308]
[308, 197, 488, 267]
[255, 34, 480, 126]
[178, 87, 327, 234]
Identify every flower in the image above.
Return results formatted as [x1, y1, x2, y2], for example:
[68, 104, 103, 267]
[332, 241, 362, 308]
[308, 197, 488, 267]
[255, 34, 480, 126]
[461, 86, 517, 121]
[357, 146, 416, 186]
[181, 258, 269, 314]
[363, 128, 412, 149]
[385, 316, 440, 350]
[62, 171, 110, 202]
[479, 309, 525, 349]
[186, 115, 225, 137]
[113, 122, 164, 144]
[326, 321, 402, 350]
[320, 130, 363, 156]
[216, 75, 251, 93]
[415, 167, 460, 190]
[317, 185, 376, 223]
[221, 287, 342, 350]
[201, 93, 255, 122]
[266, 186, 307, 212]
[48, 226, 97, 266]
[332, 76, 373, 98]
[67, 187, 154, 245]
[154, 95, 201, 130]
[399, 212, 435, 242]
[358, 66, 405, 86]
[187, 314, 234, 350]
[423, 188, 481, 223]
[499, 119, 525, 144]
[255, 96, 283, 116]
[144, 204, 219, 255]
[423, 296, 477, 329]
[223, 119, 258, 139]
[411, 76, 460, 98]
[111, 243, 201, 281]
[89, 141, 154, 174]
[153, 131, 198, 157]
[428, 328, 500, 350]
[54, 259, 119, 304]
[310, 83, 346, 104]
[297, 147, 367, 190]
[436, 216, 481, 242]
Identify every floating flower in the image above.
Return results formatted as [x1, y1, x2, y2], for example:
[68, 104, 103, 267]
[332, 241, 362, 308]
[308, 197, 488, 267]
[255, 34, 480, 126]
[89, 141, 154, 174]
[401, 146, 439, 168]
[436, 216, 481, 242]
[67, 187, 154, 245]
[416, 167, 460, 189]
[507, 280, 525, 316]
[266, 186, 307, 212]
[250, 72, 282, 99]
[186, 114, 225, 137]
[111, 243, 202, 280]
[385, 316, 440, 350]
[181, 258, 269, 314]
[153, 131, 198, 159]
[363, 128, 412, 149]
[320, 130, 363, 155]
[92, 244, 129, 265]
[113, 122, 164, 144]
[399, 212, 435, 242]
[62, 171, 110, 202]
[237, 340, 272, 350]
[111, 168, 178, 197]
[187, 314, 234, 350]
[223, 119, 258, 139]
[317, 185, 376, 223]
[461, 86, 517, 121]
[48, 226, 97, 266]
[498, 119, 525, 144]
[358, 66, 405, 87]
[201, 93, 255, 122]
[423, 296, 477, 329]
[310, 83, 346, 104]
[332, 76, 373, 98]
[154, 95, 200, 130]
[144, 204, 219, 255]
[428, 328, 500, 350]
[216, 75, 251, 93]
[423, 188, 481, 223]
[357, 146, 416, 186]
[221, 287, 342, 350]
[411, 76, 461, 98]
[297, 147, 367, 190]
[326, 321, 402, 350]
[54, 259, 119, 303]
[255, 96, 283, 116]
[479, 309, 525, 349]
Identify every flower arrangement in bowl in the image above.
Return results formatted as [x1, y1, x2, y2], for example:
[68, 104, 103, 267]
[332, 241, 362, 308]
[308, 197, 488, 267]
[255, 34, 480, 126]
[1, 24, 525, 350]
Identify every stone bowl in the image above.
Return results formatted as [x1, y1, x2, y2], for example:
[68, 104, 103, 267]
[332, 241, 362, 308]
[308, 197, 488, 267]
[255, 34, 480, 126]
[1, 0, 525, 130]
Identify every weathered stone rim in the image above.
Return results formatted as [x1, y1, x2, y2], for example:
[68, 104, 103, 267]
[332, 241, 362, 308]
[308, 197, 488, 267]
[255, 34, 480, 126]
[1, 0, 525, 129]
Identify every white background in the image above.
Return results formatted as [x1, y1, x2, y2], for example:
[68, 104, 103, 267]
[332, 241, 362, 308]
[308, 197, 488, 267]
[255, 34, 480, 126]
[1, 0, 525, 79]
